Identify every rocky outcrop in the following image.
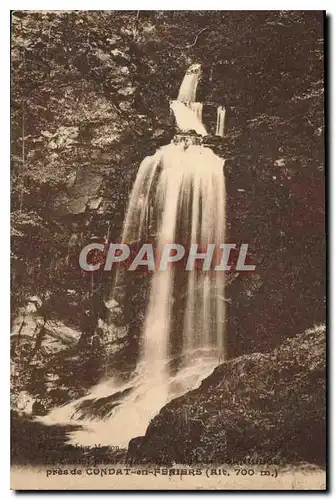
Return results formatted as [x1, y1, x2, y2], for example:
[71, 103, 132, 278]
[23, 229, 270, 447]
[10, 294, 130, 415]
[11, 296, 82, 350]
[127, 325, 326, 466]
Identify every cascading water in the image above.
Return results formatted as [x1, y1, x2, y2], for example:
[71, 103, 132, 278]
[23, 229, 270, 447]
[121, 142, 226, 377]
[169, 101, 207, 136]
[39, 64, 227, 448]
[216, 105, 226, 137]
[177, 63, 202, 102]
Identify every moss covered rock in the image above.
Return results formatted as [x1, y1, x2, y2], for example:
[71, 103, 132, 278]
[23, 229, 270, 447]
[127, 325, 326, 466]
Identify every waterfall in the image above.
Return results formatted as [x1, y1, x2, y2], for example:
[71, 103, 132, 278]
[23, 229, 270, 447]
[170, 101, 207, 136]
[39, 64, 227, 448]
[120, 143, 226, 377]
[170, 64, 206, 135]
[216, 105, 226, 137]
[177, 63, 202, 102]
[188, 101, 203, 122]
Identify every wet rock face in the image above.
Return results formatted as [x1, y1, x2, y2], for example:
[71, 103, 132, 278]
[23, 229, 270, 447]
[10, 293, 131, 413]
[127, 325, 326, 466]
[53, 170, 104, 215]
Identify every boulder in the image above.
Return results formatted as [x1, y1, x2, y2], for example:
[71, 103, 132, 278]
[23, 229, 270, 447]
[127, 325, 326, 466]
[38, 320, 82, 355]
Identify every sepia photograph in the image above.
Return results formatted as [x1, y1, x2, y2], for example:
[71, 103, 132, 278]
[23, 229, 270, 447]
[10, 10, 326, 490]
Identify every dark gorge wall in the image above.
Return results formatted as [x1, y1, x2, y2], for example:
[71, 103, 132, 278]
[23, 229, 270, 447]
[11, 11, 324, 409]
